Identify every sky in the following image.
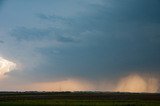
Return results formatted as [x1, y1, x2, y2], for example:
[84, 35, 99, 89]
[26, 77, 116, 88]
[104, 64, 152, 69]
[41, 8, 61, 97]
[0, 0, 160, 92]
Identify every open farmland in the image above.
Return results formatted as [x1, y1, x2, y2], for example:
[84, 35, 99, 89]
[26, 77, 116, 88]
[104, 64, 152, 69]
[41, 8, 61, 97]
[0, 92, 159, 106]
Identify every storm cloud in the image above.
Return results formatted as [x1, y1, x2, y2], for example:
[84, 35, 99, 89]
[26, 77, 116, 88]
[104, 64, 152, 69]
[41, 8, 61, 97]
[0, 0, 160, 92]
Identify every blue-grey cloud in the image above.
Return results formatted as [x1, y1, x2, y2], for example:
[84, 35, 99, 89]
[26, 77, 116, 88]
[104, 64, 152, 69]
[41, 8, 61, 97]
[37, 13, 67, 22]
[10, 27, 53, 41]
[1, 0, 160, 88]
[56, 35, 79, 43]
[10, 26, 79, 43]
[36, 0, 160, 78]
[0, 40, 4, 43]
[0, 0, 4, 7]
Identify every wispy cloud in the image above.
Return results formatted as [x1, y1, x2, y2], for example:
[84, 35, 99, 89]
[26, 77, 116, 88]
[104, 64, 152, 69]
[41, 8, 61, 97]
[10, 26, 79, 43]
[10, 27, 53, 41]
[37, 13, 67, 21]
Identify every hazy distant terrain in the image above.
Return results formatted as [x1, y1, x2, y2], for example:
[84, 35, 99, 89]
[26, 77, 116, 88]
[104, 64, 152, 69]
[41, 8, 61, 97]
[0, 92, 160, 106]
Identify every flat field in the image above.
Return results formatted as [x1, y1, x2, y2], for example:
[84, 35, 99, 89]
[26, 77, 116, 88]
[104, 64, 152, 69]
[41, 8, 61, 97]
[0, 92, 159, 106]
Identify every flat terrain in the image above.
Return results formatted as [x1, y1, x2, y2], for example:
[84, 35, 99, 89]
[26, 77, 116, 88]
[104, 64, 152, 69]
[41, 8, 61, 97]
[0, 91, 160, 106]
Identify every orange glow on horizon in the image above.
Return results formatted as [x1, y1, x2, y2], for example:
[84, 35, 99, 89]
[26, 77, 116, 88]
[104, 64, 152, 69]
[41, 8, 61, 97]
[21, 79, 94, 91]
[4, 74, 158, 93]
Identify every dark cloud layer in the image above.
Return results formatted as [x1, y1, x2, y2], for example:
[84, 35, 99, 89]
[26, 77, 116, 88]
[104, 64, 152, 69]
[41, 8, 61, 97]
[0, 0, 4, 6]
[1, 0, 160, 84]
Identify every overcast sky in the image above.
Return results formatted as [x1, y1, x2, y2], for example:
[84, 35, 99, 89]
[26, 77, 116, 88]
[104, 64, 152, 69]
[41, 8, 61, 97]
[0, 0, 160, 92]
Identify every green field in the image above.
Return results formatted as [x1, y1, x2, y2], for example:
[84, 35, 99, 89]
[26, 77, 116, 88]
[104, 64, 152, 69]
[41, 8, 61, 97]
[0, 92, 159, 106]
[0, 100, 160, 106]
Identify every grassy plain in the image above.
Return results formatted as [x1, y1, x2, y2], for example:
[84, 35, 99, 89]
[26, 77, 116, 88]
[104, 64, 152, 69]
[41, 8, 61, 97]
[0, 92, 159, 106]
